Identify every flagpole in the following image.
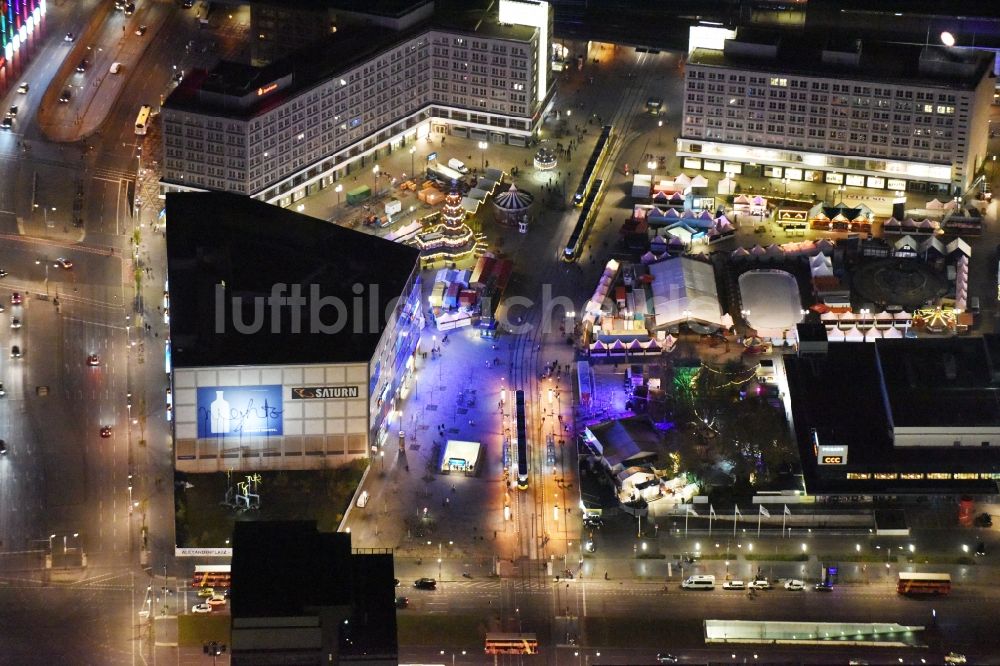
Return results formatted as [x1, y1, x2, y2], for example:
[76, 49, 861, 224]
[757, 510, 762, 538]
[685, 507, 689, 537]
[782, 511, 786, 537]
[709, 507, 713, 536]
[733, 505, 738, 538]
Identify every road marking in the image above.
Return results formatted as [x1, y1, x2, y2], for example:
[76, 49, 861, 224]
[64, 317, 126, 330]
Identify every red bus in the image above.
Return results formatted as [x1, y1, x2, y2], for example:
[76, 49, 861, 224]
[897, 572, 951, 595]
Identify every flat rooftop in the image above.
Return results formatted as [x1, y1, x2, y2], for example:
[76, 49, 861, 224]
[165, 0, 535, 120]
[876, 337, 1000, 429]
[165, 192, 419, 368]
[689, 38, 994, 91]
[784, 340, 1000, 494]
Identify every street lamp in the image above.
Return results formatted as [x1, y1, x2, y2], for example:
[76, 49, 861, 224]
[372, 165, 380, 193]
[409, 145, 416, 177]
[437, 557, 442, 580]
[34, 258, 50, 297]
[657, 119, 663, 145]
[478, 141, 488, 170]
[335, 183, 343, 205]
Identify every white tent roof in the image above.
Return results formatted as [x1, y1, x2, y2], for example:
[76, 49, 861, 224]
[844, 326, 864, 341]
[674, 173, 692, 187]
[827, 327, 846, 341]
[810, 253, 833, 277]
[926, 198, 943, 209]
[883, 326, 903, 338]
[738, 270, 804, 330]
[690, 175, 708, 187]
[648, 257, 723, 328]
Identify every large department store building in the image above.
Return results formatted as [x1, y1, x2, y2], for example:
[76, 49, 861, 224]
[679, 30, 996, 196]
[160, 0, 554, 208]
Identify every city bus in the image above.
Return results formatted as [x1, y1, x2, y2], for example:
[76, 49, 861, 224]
[515, 390, 528, 489]
[135, 104, 152, 136]
[192, 564, 232, 589]
[897, 572, 951, 595]
[484, 632, 538, 655]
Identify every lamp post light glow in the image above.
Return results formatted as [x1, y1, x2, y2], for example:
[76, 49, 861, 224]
[940, 31, 956, 47]
[335, 183, 343, 205]
[409, 145, 416, 177]
[478, 141, 488, 169]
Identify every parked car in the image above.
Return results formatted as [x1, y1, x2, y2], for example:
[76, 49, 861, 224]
[17, 82, 29, 94]
[196, 588, 215, 598]
[191, 603, 212, 614]
[656, 655, 679, 664]
[0, 440, 7, 455]
[394, 596, 409, 608]
[0, 116, 11, 130]
[722, 580, 745, 590]
[783, 579, 805, 591]
[749, 579, 771, 590]
[814, 583, 833, 592]
[206, 595, 227, 606]
[414, 578, 436, 590]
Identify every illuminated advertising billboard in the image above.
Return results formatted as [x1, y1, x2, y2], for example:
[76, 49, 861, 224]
[196, 385, 283, 438]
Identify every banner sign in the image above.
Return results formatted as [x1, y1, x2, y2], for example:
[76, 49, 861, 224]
[291, 386, 361, 400]
[197, 385, 283, 438]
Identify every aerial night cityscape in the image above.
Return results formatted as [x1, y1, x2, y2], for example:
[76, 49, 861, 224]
[3, 0, 1000, 664]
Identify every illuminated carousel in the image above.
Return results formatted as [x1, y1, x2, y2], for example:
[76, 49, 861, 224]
[492, 183, 534, 233]
[913, 306, 957, 334]
[533, 145, 558, 170]
[410, 185, 482, 264]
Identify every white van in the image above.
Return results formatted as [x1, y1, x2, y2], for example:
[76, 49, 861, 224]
[447, 158, 469, 174]
[682, 574, 716, 590]
[356, 490, 369, 508]
[110, 62, 122, 74]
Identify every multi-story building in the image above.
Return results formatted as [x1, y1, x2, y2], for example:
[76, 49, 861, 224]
[161, 0, 553, 208]
[165, 192, 423, 472]
[678, 31, 996, 196]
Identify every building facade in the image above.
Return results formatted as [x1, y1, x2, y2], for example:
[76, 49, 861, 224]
[161, 0, 553, 208]
[679, 32, 996, 195]
[166, 193, 423, 473]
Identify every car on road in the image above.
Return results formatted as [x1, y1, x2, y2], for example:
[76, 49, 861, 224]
[975, 541, 986, 556]
[54, 258, 73, 269]
[0, 116, 11, 130]
[414, 578, 436, 590]
[87, 354, 100, 366]
[196, 588, 215, 598]
[394, 596, 409, 608]
[749, 579, 772, 590]
[99, 426, 112, 438]
[17, 82, 28, 94]
[191, 603, 212, 614]
[11, 292, 21, 305]
[584, 539, 596, 553]
[0, 269, 7, 278]
[783, 579, 805, 591]
[975, 512, 993, 527]
[64, 33, 74, 42]
[656, 654, 679, 664]
[814, 582, 833, 592]
[10, 345, 20, 358]
[0, 382, 6, 397]
[206, 595, 227, 607]
[172, 70, 184, 84]
[59, 90, 71, 103]
[583, 516, 603, 530]
[945, 652, 967, 664]
[110, 62, 122, 75]
[124, 2, 135, 15]
[135, 25, 147, 36]
[76, 60, 87, 73]
[0, 440, 6, 456]
[722, 580, 745, 590]
[183, 0, 194, 7]
[10, 318, 20, 329]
